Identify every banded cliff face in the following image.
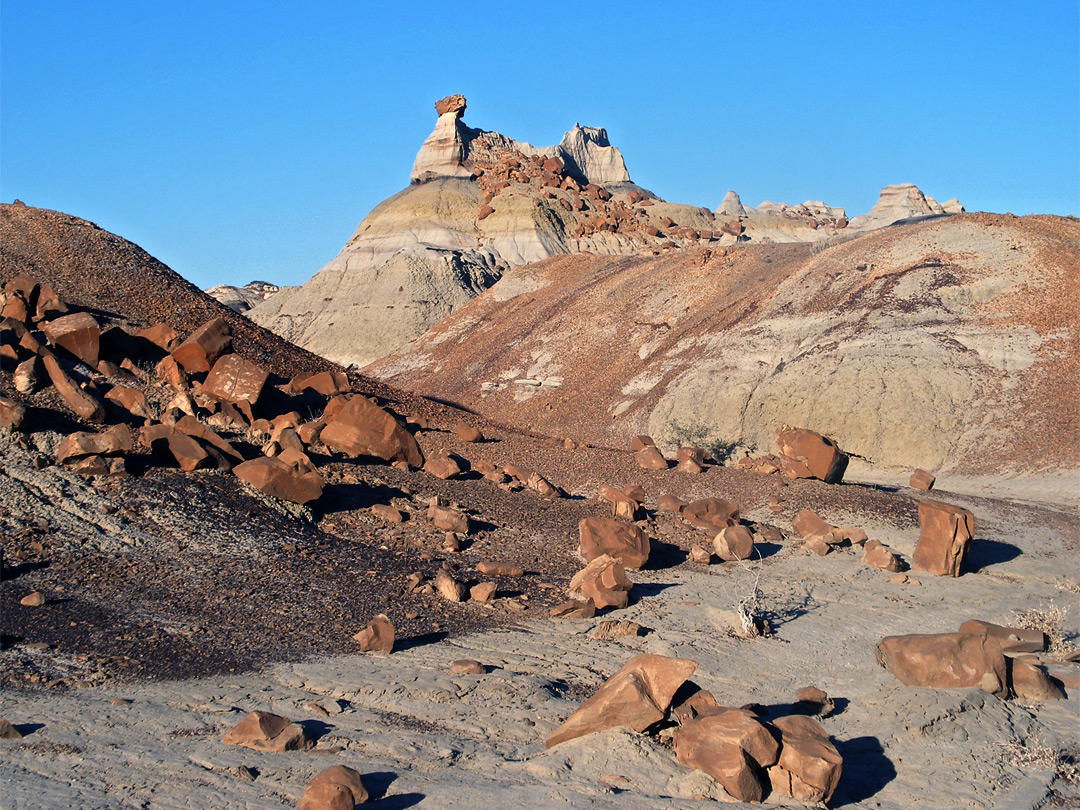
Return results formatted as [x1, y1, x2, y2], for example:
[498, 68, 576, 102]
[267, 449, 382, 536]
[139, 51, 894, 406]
[251, 95, 963, 368]
[367, 213, 1079, 482]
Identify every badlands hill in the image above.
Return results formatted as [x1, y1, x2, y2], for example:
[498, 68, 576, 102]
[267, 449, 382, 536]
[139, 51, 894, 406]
[369, 212, 1080, 491]
[250, 95, 961, 368]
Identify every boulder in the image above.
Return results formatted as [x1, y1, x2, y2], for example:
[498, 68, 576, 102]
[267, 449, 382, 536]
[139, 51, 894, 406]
[13, 356, 42, 394]
[286, 370, 350, 397]
[776, 428, 848, 483]
[434, 569, 466, 602]
[546, 654, 697, 748]
[470, 581, 496, 603]
[792, 509, 835, 539]
[454, 421, 483, 443]
[0, 718, 23, 739]
[41, 311, 100, 367]
[656, 494, 687, 512]
[155, 355, 188, 389]
[957, 620, 1045, 653]
[135, 323, 180, 352]
[171, 317, 232, 373]
[766, 714, 843, 804]
[428, 504, 469, 534]
[910, 469, 936, 491]
[794, 686, 835, 717]
[104, 385, 152, 419]
[673, 709, 780, 802]
[712, 525, 755, 561]
[578, 517, 650, 569]
[598, 485, 640, 520]
[475, 561, 524, 577]
[141, 424, 213, 471]
[222, 710, 313, 752]
[682, 498, 739, 531]
[862, 539, 904, 572]
[635, 446, 669, 470]
[352, 614, 394, 654]
[371, 504, 404, 524]
[233, 456, 324, 505]
[298, 765, 368, 810]
[875, 633, 1008, 697]
[434, 94, 466, 117]
[201, 353, 269, 406]
[450, 659, 485, 675]
[689, 544, 712, 563]
[174, 415, 244, 465]
[0, 395, 27, 430]
[1009, 658, 1066, 701]
[913, 499, 975, 577]
[56, 424, 133, 463]
[549, 598, 596, 619]
[42, 354, 105, 421]
[591, 619, 644, 641]
[320, 396, 424, 467]
[424, 454, 462, 480]
[569, 554, 632, 609]
[630, 435, 656, 452]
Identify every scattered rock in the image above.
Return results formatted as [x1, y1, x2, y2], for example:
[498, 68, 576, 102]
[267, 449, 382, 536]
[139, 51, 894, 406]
[449, 659, 485, 675]
[712, 525, 755, 561]
[475, 561, 524, 577]
[320, 396, 424, 468]
[775, 427, 848, 483]
[171, 317, 232, 373]
[434, 569, 466, 602]
[286, 370, 350, 397]
[875, 633, 1008, 697]
[794, 686, 834, 717]
[578, 516, 650, 569]
[201, 353, 269, 406]
[630, 435, 656, 452]
[428, 504, 469, 534]
[657, 494, 688, 512]
[0, 396, 27, 430]
[298, 765, 369, 810]
[56, 424, 133, 464]
[20, 591, 45, 607]
[673, 709, 780, 802]
[0, 719, 23, 739]
[766, 714, 843, 804]
[546, 654, 697, 748]
[910, 469, 936, 491]
[635, 446, 669, 470]
[43, 353, 104, 421]
[352, 614, 394, 654]
[454, 421, 483, 442]
[689, 544, 712, 564]
[913, 499, 975, 577]
[682, 498, 739, 531]
[371, 504, 404, 524]
[424, 454, 462, 480]
[104, 385, 152, 419]
[222, 710, 314, 752]
[862, 539, 904, 572]
[569, 554, 632, 609]
[549, 599, 596, 619]
[470, 582, 496, 603]
[1009, 658, 1066, 701]
[591, 619, 644, 641]
[41, 311, 100, 367]
[233, 456, 324, 505]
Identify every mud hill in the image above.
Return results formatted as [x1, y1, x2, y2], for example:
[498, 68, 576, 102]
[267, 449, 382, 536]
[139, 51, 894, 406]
[1, 206, 1077, 808]
[369, 213, 1080, 490]
[250, 96, 962, 368]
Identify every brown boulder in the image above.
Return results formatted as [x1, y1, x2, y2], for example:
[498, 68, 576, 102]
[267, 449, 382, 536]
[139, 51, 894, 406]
[630, 435, 656, 452]
[656, 494, 687, 512]
[673, 709, 780, 802]
[0, 718, 23, 739]
[56, 424, 133, 463]
[635, 446, 669, 470]
[141, 424, 212, 471]
[40, 312, 100, 367]
[712, 525, 755, 561]
[352, 614, 394, 654]
[174, 415, 244, 464]
[776, 428, 848, 483]
[766, 714, 843, 804]
[470, 581, 497, 603]
[233, 456, 324, 505]
[475, 561, 524, 577]
[428, 504, 469, 534]
[320, 396, 423, 468]
[104, 385, 152, 419]
[957, 620, 1045, 653]
[546, 654, 697, 748]
[155, 355, 189, 389]
[298, 765, 368, 810]
[549, 598, 596, 619]
[222, 710, 313, 752]
[862, 539, 904, 572]
[910, 468, 936, 491]
[371, 504, 404, 524]
[591, 619, 644, 641]
[875, 633, 1008, 697]
[450, 659, 485, 675]
[1009, 658, 1066, 701]
[434, 94, 466, 116]
[202, 354, 269, 406]
[794, 686, 835, 717]
[682, 498, 739, 530]
[454, 421, 483, 443]
[578, 517, 650, 569]
[434, 569, 465, 602]
[792, 509, 835, 539]
[287, 370, 350, 397]
[913, 500, 974, 576]
[0, 395, 27, 430]
[599, 484, 640, 520]
[14, 356, 42, 394]
[424, 454, 462, 480]
[569, 554, 631, 609]
[171, 317, 232, 373]
[135, 323, 180, 352]
[42, 354, 105, 421]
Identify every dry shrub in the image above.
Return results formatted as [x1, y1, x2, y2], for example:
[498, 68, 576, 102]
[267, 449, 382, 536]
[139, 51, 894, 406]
[1012, 603, 1077, 657]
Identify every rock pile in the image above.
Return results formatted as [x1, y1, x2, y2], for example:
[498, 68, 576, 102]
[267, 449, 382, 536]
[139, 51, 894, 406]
[737, 427, 848, 483]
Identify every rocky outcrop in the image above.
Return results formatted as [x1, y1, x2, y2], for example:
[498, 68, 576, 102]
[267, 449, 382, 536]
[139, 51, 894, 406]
[848, 183, 955, 231]
[205, 281, 278, 313]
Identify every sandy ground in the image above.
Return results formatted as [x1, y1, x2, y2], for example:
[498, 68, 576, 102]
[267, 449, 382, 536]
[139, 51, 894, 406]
[3, 486, 1077, 809]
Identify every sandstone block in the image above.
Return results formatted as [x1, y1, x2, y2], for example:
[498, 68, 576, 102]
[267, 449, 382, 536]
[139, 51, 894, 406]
[424, 454, 462, 480]
[320, 396, 423, 468]
[549, 598, 596, 619]
[298, 765, 368, 810]
[546, 654, 697, 748]
[13, 356, 42, 394]
[202, 353, 269, 405]
[233, 456, 324, 505]
[569, 554, 631, 609]
[450, 659, 485, 675]
[104, 385, 152, 419]
[673, 709, 779, 802]
[56, 424, 133, 463]
[470, 582, 496, 603]
[41, 312, 100, 367]
[352, 614, 394, 654]
[862, 539, 904, 572]
[578, 516, 650, 569]
[222, 710, 313, 752]
[913, 499, 974, 576]
[635, 446, 669, 470]
[875, 633, 1007, 696]
[428, 504, 469, 534]
[682, 498, 739, 530]
[434, 569, 465, 602]
[454, 421, 483, 443]
[0, 395, 27, 430]
[712, 525, 755, 561]
[43, 354, 105, 421]
[475, 561, 523, 577]
[776, 428, 847, 483]
[957, 620, 1045, 653]
[286, 370, 349, 397]
[910, 469, 936, 490]
[135, 323, 180, 352]
[766, 714, 843, 804]
[171, 317, 232, 373]
[630, 435, 656, 452]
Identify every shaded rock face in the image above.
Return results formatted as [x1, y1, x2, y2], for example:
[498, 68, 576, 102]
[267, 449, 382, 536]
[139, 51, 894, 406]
[913, 499, 974, 576]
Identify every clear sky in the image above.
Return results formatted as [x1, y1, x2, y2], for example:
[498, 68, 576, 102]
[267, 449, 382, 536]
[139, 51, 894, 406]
[3, 1, 1077, 290]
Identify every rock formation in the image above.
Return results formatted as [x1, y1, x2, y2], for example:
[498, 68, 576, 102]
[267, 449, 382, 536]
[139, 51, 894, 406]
[847, 183, 962, 231]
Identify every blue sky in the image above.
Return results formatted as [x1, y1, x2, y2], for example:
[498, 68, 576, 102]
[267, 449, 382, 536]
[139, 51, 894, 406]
[3, 1, 1077, 289]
